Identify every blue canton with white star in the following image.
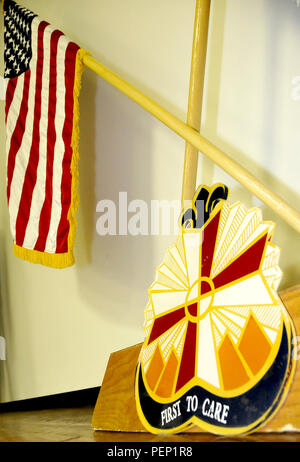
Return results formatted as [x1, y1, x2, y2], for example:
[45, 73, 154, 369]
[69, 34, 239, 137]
[4, 0, 37, 79]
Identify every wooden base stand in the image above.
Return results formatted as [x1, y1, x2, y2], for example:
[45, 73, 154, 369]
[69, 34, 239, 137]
[92, 286, 300, 434]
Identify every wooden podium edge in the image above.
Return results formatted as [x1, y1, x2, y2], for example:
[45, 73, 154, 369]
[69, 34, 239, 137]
[92, 285, 300, 434]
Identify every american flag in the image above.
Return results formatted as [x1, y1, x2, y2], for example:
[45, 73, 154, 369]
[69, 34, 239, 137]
[4, 0, 87, 268]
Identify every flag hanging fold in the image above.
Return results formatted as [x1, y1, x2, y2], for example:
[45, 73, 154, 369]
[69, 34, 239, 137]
[3, 0, 88, 268]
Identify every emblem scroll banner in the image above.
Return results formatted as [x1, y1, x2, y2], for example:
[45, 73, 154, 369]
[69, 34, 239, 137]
[135, 184, 296, 435]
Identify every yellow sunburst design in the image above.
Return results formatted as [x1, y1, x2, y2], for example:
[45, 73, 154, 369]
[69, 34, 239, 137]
[136, 187, 296, 435]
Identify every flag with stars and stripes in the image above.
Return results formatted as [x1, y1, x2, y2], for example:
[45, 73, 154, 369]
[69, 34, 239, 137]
[3, 0, 88, 268]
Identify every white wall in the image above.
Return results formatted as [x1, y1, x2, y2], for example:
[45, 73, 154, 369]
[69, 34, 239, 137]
[0, 0, 299, 402]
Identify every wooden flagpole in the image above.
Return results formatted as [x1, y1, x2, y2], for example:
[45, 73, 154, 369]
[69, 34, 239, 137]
[181, 0, 211, 206]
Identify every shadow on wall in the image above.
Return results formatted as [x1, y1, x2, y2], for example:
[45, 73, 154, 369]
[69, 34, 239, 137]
[75, 67, 97, 266]
[201, 0, 300, 289]
[261, 0, 300, 288]
[74, 66, 157, 327]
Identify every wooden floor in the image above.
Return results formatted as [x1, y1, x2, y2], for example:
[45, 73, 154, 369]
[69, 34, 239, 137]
[0, 405, 299, 442]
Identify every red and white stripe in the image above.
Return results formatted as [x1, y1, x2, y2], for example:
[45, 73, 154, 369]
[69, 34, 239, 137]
[6, 17, 79, 254]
